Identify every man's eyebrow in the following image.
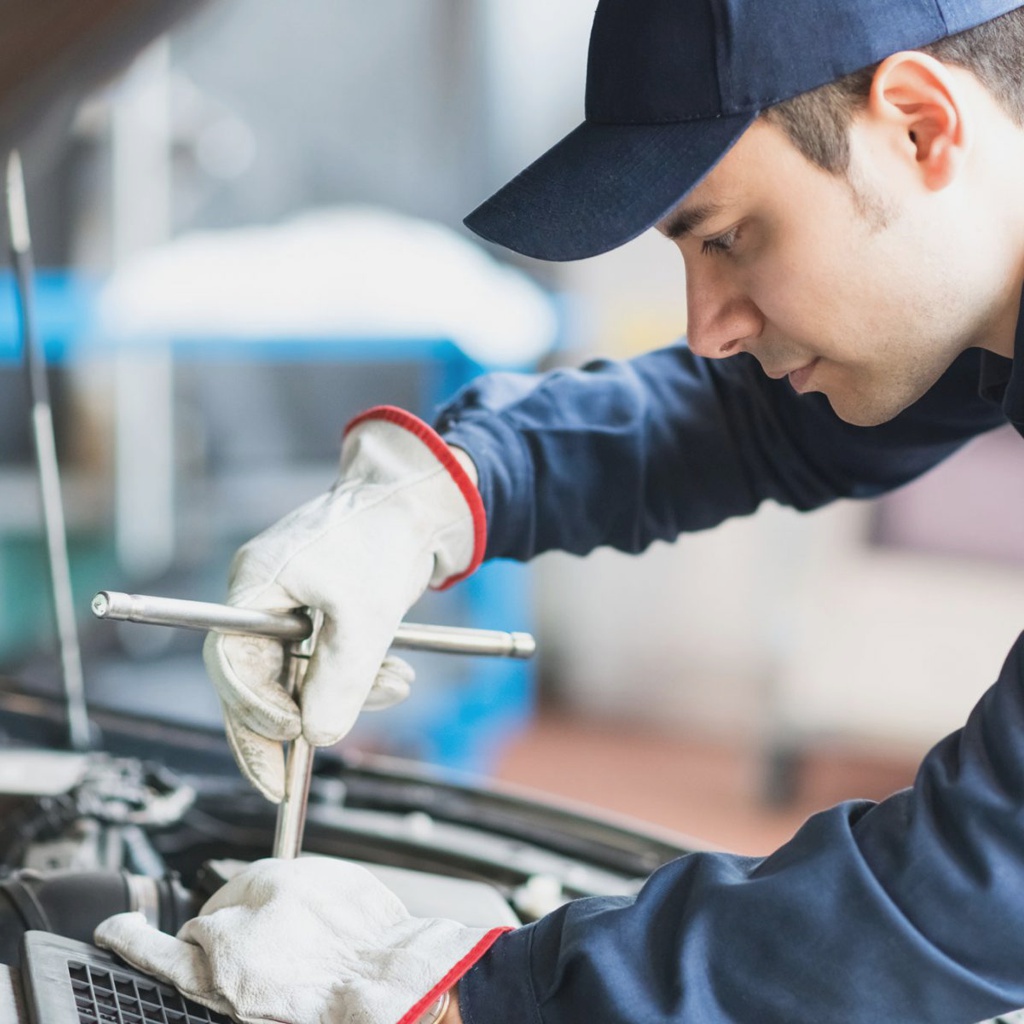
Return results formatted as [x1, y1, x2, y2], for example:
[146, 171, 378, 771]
[658, 201, 727, 239]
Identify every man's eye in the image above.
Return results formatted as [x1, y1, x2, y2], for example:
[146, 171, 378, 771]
[700, 228, 739, 256]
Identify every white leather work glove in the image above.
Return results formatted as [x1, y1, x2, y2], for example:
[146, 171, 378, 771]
[204, 406, 485, 802]
[94, 856, 508, 1024]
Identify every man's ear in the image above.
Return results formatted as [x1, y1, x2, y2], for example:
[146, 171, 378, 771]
[866, 51, 970, 190]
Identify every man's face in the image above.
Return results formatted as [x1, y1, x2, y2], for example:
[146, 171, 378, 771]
[657, 116, 1011, 426]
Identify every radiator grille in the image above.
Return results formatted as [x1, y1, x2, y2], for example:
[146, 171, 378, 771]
[68, 961, 232, 1024]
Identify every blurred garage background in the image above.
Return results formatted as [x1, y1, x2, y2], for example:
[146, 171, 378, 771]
[3, 0, 1024, 856]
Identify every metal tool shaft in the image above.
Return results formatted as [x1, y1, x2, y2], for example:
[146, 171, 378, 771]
[92, 590, 536, 659]
[273, 610, 321, 859]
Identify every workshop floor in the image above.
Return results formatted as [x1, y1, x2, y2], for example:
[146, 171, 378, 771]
[491, 711, 921, 856]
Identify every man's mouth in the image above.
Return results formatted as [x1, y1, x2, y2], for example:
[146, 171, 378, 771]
[761, 358, 823, 393]
[786, 359, 820, 393]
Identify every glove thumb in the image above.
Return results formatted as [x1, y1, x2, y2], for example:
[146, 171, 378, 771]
[93, 914, 224, 1012]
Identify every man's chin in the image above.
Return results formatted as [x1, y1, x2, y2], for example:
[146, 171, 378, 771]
[822, 363, 951, 427]
[823, 391, 905, 428]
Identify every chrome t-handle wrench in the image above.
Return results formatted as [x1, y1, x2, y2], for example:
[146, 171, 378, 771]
[92, 590, 536, 857]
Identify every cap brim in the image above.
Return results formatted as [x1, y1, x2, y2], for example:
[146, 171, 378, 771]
[464, 111, 757, 262]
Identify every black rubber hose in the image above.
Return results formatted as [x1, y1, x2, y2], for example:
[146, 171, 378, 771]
[0, 869, 200, 966]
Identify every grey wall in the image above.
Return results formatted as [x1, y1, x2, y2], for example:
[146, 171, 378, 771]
[169, 0, 493, 234]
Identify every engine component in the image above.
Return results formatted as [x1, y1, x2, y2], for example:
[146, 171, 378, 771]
[0, 753, 195, 876]
[0, 868, 199, 967]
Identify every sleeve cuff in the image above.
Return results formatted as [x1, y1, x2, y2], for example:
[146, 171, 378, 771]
[397, 928, 512, 1024]
[456, 925, 544, 1024]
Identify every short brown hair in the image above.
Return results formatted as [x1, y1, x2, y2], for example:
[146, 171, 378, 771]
[763, 7, 1024, 174]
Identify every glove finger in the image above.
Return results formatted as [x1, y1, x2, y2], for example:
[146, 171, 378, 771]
[299, 613, 396, 746]
[204, 631, 301, 741]
[224, 713, 286, 803]
[363, 656, 415, 711]
[94, 914, 229, 1013]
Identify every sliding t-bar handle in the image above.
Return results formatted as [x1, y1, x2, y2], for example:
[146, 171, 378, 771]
[91, 591, 536, 659]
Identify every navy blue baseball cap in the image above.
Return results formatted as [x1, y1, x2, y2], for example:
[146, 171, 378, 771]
[465, 0, 1024, 261]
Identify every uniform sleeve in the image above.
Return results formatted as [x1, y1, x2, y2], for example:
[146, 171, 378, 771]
[435, 343, 1005, 561]
[457, 629, 1024, 1024]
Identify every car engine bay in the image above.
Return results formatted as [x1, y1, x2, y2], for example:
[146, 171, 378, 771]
[0, 685, 695, 1023]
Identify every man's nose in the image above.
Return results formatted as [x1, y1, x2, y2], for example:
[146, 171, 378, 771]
[684, 261, 763, 359]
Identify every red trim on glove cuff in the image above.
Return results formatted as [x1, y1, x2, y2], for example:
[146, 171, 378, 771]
[344, 405, 486, 588]
[397, 927, 512, 1024]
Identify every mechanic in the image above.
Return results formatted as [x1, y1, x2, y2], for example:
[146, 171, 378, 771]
[94, 0, 1024, 1021]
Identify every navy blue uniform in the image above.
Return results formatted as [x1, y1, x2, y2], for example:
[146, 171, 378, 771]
[439, 327, 1024, 1022]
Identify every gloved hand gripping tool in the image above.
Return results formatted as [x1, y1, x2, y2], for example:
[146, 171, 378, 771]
[91, 590, 535, 858]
